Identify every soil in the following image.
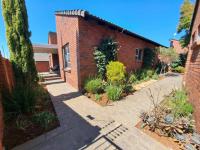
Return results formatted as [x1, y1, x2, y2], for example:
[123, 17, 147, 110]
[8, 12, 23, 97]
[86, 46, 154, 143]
[3, 85, 60, 150]
[86, 93, 112, 106]
[136, 121, 183, 150]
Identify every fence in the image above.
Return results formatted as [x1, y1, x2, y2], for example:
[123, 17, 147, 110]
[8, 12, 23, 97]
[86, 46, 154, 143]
[0, 53, 14, 149]
[0, 54, 14, 93]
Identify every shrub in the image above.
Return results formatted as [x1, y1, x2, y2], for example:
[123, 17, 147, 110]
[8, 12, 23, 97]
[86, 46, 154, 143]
[32, 112, 56, 129]
[168, 90, 193, 118]
[142, 48, 156, 68]
[84, 77, 103, 94]
[93, 37, 118, 78]
[173, 66, 185, 73]
[122, 83, 133, 94]
[106, 61, 126, 84]
[2, 84, 36, 115]
[95, 94, 101, 101]
[128, 73, 138, 84]
[106, 85, 123, 101]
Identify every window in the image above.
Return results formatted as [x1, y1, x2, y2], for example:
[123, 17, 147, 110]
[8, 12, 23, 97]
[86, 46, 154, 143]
[135, 48, 143, 61]
[63, 44, 71, 68]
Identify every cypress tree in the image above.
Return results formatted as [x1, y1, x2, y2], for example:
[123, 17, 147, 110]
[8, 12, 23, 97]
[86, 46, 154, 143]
[2, 0, 37, 84]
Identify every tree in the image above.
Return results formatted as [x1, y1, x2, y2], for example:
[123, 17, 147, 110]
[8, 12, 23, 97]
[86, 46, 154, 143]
[157, 47, 179, 74]
[177, 0, 194, 48]
[2, 0, 37, 84]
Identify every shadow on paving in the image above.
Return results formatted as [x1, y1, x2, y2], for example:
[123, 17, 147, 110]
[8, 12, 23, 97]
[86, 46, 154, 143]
[42, 91, 123, 150]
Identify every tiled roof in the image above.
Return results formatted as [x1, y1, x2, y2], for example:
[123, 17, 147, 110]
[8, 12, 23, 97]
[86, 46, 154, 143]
[55, 9, 166, 47]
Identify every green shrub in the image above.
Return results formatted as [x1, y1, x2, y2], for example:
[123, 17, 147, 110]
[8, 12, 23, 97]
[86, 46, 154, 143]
[38, 75, 45, 82]
[32, 112, 56, 129]
[122, 83, 133, 94]
[173, 66, 185, 73]
[3, 84, 36, 115]
[142, 48, 157, 68]
[146, 70, 154, 78]
[152, 73, 159, 80]
[106, 85, 122, 101]
[84, 77, 103, 94]
[168, 90, 193, 118]
[128, 73, 138, 84]
[95, 94, 101, 101]
[106, 61, 126, 84]
[93, 37, 118, 78]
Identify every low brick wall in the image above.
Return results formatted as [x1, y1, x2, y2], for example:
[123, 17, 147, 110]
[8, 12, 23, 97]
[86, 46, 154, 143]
[0, 54, 15, 149]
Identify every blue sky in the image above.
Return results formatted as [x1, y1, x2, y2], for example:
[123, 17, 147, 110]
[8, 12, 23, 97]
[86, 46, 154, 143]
[0, 0, 191, 58]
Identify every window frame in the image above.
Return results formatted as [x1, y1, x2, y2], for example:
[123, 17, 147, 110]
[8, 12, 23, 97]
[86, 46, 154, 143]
[62, 43, 71, 69]
[135, 48, 143, 61]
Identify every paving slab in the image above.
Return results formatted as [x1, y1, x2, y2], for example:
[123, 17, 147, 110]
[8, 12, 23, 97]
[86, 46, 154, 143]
[13, 74, 182, 150]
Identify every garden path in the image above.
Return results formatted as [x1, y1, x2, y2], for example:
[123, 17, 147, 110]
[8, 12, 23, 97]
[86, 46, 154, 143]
[13, 73, 182, 150]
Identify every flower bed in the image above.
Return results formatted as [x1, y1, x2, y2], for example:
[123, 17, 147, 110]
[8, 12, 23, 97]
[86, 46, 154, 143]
[137, 89, 200, 150]
[84, 61, 160, 106]
[3, 84, 59, 149]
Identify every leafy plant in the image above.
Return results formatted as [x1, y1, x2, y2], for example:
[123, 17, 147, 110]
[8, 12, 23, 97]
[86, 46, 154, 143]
[95, 94, 101, 101]
[93, 37, 118, 78]
[84, 77, 103, 94]
[16, 115, 31, 130]
[38, 75, 45, 82]
[106, 61, 126, 84]
[32, 112, 56, 129]
[173, 66, 185, 73]
[122, 83, 133, 94]
[167, 90, 193, 118]
[142, 48, 157, 68]
[177, 0, 194, 48]
[105, 85, 122, 101]
[128, 73, 138, 84]
[157, 47, 179, 74]
[2, 84, 36, 115]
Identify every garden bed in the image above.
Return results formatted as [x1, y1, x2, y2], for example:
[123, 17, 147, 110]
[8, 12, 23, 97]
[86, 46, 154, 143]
[136, 89, 200, 150]
[84, 67, 161, 106]
[3, 85, 59, 149]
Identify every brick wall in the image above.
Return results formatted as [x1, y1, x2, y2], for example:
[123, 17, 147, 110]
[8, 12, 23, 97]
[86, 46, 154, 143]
[78, 17, 158, 88]
[0, 54, 14, 93]
[0, 93, 3, 150]
[170, 39, 188, 54]
[185, 0, 200, 133]
[35, 61, 49, 72]
[0, 54, 15, 149]
[55, 15, 160, 90]
[56, 15, 80, 89]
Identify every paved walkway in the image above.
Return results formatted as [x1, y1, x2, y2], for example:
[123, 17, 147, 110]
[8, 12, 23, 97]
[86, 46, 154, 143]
[14, 74, 182, 150]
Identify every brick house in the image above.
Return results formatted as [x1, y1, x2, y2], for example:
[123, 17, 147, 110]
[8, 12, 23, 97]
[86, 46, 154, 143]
[52, 10, 164, 90]
[170, 39, 188, 54]
[33, 32, 59, 73]
[185, 0, 200, 133]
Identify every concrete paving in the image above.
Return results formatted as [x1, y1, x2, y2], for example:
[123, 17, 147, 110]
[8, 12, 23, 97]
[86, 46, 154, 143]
[13, 73, 182, 150]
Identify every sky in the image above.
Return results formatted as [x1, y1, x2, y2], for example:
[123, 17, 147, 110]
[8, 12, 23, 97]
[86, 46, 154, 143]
[0, 0, 190, 58]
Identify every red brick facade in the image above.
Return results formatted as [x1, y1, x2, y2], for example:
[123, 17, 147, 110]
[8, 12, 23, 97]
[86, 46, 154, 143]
[0, 54, 15, 149]
[170, 39, 188, 54]
[185, 0, 200, 133]
[55, 11, 162, 90]
[35, 61, 49, 72]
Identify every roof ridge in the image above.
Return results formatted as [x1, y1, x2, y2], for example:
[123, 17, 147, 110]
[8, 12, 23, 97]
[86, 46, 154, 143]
[55, 9, 88, 17]
[55, 9, 166, 47]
